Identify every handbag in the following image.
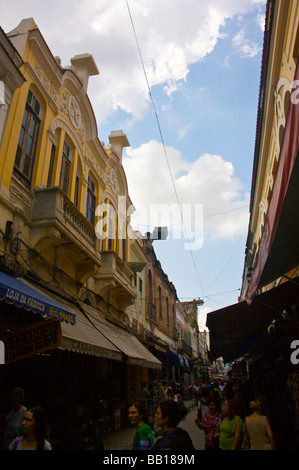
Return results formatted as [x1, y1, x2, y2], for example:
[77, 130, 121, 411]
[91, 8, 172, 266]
[12, 437, 21, 450]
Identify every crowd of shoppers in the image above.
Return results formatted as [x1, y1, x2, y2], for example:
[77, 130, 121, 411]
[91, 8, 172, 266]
[128, 378, 277, 451]
[2, 379, 277, 450]
[193, 380, 275, 450]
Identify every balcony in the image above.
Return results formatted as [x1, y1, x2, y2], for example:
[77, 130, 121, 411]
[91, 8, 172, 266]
[30, 187, 101, 282]
[95, 251, 136, 309]
[178, 338, 192, 356]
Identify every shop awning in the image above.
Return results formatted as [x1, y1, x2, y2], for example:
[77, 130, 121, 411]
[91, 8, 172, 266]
[59, 307, 122, 362]
[80, 303, 162, 369]
[0, 271, 76, 325]
[12, 277, 123, 361]
[167, 350, 189, 368]
[179, 354, 189, 367]
[222, 331, 269, 364]
[245, 60, 299, 304]
[206, 276, 299, 361]
[167, 350, 180, 366]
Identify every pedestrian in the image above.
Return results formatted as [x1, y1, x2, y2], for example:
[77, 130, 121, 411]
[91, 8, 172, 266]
[242, 400, 275, 450]
[219, 382, 226, 402]
[3, 388, 26, 449]
[70, 404, 92, 449]
[151, 400, 195, 450]
[92, 392, 105, 450]
[218, 399, 243, 450]
[9, 406, 52, 450]
[162, 385, 168, 400]
[128, 403, 156, 450]
[195, 395, 222, 450]
[197, 387, 210, 420]
[193, 383, 199, 401]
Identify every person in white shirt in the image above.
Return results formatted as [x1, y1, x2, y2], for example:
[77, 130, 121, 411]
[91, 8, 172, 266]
[4, 388, 27, 448]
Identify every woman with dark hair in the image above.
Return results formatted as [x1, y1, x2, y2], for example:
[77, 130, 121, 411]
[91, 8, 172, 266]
[128, 403, 156, 450]
[151, 400, 195, 450]
[9, 406, 52, 450]
[219, 399, 243, 450]
[195, 394, 222, 450]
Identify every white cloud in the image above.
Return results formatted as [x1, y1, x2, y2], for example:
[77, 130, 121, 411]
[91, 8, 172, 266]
[232, 29, 262, 58]
[123, 140, 249, 245]
[0, 0, 266, 124]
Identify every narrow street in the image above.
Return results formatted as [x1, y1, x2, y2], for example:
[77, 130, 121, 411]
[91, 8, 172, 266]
[178, 405, 205, 450]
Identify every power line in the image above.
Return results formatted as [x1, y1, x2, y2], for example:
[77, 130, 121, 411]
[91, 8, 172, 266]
[132, 205, 249, 229]
[126, 0, 205, 296]
[204, 235, 243, 295]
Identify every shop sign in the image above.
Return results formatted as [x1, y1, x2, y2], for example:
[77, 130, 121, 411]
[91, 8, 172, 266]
[47, 306, 76, 325]
[2, 283, 76, 325]
[1, 318, 62, 364]
[69, 339, 120, 361]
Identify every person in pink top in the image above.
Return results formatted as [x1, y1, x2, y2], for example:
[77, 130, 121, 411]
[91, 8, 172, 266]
[195, 395, 222, 450]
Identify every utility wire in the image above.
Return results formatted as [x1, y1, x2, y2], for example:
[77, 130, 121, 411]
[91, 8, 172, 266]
[204, 235, 243, 295]
[132, 205, 248, 229]
[126, 0, 205, 296]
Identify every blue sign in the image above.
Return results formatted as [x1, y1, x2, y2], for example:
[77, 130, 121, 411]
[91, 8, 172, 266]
[0, 271, 76, 325]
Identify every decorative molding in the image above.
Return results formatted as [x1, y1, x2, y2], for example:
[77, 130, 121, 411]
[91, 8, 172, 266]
[59, 89, 86, 146]
[274, 76, 292, 150]
[104, 167, 120, 194]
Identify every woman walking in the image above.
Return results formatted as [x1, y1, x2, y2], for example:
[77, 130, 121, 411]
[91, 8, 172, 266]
[151, 400, 195, 450]
[9, 406, 52, 450]
[243, 400, 275, 450]
[128, 403, 156, 450]
[195, 395, 222, 450]
[218, 399, 243, 450]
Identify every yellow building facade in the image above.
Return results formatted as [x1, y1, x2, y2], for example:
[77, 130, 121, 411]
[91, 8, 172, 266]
[241, 0, 299, 298]
[0, 18, 137, 317]
[0, 19, 164, 447]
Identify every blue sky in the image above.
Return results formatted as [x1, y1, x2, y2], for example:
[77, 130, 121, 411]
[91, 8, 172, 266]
[1, 0, 266, 330]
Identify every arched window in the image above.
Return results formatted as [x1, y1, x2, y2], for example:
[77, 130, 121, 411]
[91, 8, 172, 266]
[159, 286, 162, 319]
[107, 203, 116, 250]
[166, 296, 169, 324]
[47, 130, 57, 187]
[148, 269, 156, 320]
[59, 138, 72, 195]
[14, 89, 42, 188]
[86, 175, 96, 225]
[74, 166, 80, 208]
[148, 270, 153, 304]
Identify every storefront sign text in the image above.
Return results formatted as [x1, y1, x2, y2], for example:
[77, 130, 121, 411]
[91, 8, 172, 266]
[1, 318, 62, 364]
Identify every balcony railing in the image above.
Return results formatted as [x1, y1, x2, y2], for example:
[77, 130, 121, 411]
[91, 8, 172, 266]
[178, 338, 192, 356]
[31, 187, 99, 256]
[95, 251, 136, 308]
